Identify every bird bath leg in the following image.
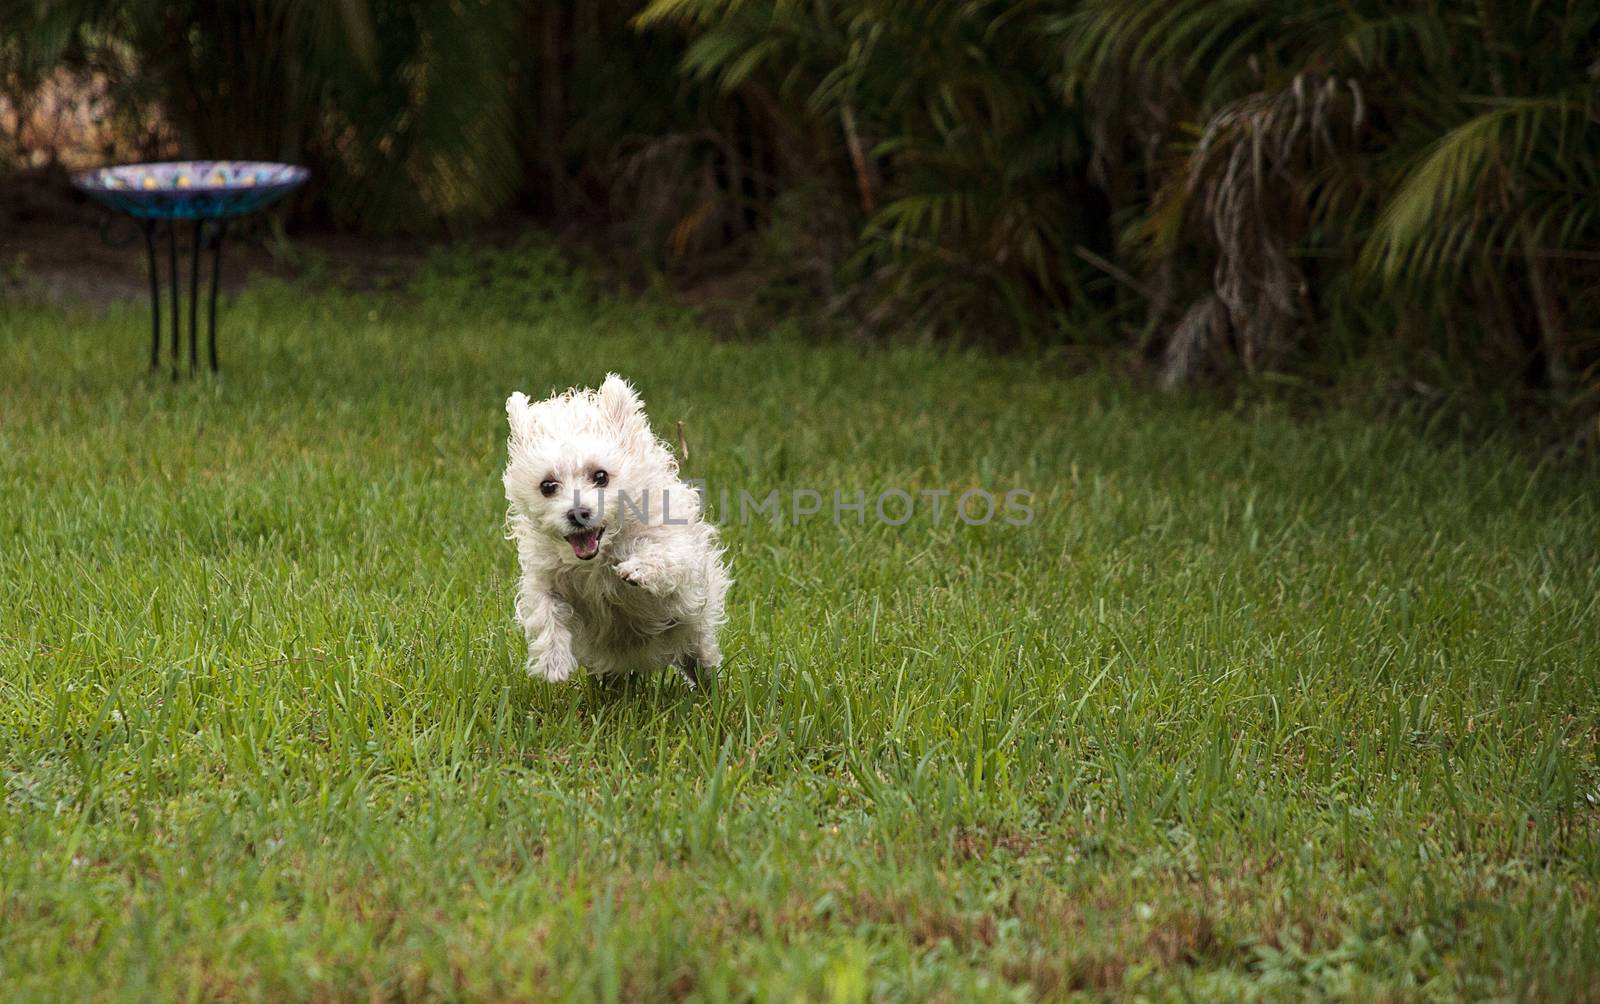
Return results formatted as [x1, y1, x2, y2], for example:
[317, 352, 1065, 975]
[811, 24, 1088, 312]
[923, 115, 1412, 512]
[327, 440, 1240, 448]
[167, 223, 180, 381]
[188, 220, 202, 375]
[208, 220, 225, 373]
[140, 221, 161, 372]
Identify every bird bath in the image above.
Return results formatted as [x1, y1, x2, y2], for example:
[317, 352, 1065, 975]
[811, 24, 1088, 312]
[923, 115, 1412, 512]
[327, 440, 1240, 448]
[72, 161, 309, 377]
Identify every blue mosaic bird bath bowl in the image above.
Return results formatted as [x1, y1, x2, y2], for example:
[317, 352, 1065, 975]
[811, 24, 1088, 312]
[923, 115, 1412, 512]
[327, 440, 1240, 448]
[70, 161, 310, 377]
[71, 160, 309, 220]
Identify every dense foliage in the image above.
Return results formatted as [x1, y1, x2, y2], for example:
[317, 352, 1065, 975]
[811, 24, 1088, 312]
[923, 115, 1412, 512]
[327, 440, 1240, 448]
[4, 1, 1599, 433]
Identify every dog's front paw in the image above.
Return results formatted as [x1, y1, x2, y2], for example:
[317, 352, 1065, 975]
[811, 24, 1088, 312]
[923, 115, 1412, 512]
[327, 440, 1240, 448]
[615, 557, 669, 595]
[530, 646, 578, 683]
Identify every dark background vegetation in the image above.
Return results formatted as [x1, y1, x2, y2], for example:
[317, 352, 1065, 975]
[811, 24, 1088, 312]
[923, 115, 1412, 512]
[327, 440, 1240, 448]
[4, 1, 1599, 445]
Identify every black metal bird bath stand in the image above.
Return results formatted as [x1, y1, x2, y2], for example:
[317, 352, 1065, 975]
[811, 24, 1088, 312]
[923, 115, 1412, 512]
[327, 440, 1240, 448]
[72, 161, 309, 378]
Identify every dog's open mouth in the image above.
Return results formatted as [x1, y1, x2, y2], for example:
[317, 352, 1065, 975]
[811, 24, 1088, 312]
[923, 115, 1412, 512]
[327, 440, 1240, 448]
[565, 526, 604, 560]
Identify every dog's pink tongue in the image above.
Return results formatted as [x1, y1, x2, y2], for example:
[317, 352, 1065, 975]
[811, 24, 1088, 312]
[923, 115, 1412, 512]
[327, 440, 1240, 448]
[568, 529, 601, 560]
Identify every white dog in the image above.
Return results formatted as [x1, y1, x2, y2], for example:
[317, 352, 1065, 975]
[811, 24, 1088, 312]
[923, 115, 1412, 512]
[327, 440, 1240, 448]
[503, 374, 729, 686]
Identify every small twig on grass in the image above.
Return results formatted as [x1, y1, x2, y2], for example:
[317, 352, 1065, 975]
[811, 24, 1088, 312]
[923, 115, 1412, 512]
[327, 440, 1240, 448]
[677, 420, 690, 462]
[0, 634, 59, 655]
[242, 650, 330, 672]
[733, 730, 777, 771]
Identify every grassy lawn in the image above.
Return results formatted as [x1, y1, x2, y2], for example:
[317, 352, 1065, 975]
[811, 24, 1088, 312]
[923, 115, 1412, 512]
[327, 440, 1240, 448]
[2, 246, 1598, 1001]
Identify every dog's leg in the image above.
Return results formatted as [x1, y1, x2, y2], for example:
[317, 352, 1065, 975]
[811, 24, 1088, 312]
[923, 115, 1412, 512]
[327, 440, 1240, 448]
[614, 533, 710, 594]
[615, 548, 673, 595]
[694, 629, 722, 672]
[518, 587, 578, 682]
[674, 654, 711, 692]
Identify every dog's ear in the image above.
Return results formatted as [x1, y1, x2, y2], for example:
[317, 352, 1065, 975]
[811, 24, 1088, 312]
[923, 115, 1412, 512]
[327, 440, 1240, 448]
[597, 373, 647, 436]
[506, 391, 539, 442]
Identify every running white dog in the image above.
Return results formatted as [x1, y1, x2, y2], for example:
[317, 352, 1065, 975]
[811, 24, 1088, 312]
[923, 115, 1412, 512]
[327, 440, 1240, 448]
[503, 374, 729, 686]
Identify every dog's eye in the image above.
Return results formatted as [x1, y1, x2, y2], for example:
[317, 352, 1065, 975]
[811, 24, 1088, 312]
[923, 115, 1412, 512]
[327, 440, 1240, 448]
[592, 469, 609, 487]
[539, 480, 559, 497]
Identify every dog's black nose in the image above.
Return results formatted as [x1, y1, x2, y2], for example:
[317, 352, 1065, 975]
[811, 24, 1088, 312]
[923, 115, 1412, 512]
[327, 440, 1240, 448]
[567, 506, 595, 526]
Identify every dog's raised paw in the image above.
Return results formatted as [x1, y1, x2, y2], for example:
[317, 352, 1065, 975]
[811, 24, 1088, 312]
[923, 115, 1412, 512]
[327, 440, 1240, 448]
[615, 558, 667, 594]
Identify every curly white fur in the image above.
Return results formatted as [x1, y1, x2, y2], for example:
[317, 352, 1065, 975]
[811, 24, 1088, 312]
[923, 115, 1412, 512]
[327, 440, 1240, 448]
[503, 374, 729, 685]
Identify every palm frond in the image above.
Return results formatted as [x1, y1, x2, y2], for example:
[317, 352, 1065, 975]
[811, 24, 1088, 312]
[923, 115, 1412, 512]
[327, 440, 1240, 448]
[1367, 98, 1594, 281]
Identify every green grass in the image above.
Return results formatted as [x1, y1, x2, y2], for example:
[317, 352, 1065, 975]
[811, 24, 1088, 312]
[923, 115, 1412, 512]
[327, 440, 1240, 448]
[2, 244, 1598, 1001]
